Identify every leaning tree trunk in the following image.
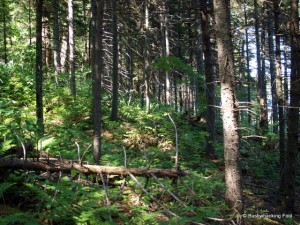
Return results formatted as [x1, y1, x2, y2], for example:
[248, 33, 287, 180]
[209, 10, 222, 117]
[36, 0, 44, 137]
[282, 0, 300, 213]
[91, 0, 104, 165]
[213, 0, 243, 216]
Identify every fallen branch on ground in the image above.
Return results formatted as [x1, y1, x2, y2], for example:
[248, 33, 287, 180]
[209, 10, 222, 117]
[0, 158, 188, 178]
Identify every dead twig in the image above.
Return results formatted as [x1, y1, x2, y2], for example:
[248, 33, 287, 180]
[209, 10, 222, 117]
[128, 171, 179, 218]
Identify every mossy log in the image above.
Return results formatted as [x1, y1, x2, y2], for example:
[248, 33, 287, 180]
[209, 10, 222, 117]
[0, 158, 188, 178]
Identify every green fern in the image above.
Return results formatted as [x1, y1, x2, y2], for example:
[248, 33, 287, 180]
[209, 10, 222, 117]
[0, 212, 41, 225]
[0, 182, 16, 200]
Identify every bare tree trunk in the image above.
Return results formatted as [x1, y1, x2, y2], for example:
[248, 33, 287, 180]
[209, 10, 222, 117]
[36, 0, 44, 137]
[254, 0, 267, 132]
[163, 2, 171, 105]
[91, 0, 104, 165]
[29, 0, 32, 45]
[68, 0, 76, 97]
[266, 2, 278, 133]
[198, 0, 216, 157]
[282, 0, 300, 213]
[244, 0, 251, 124]
[273, 0, 285, 194]
[2, 0, 8, 64]
[111, 0, 119, 121]
[144, 0, 150, 113]
[213, 0, 243, 216]
[83, 0, 89, 65]
[52, 0, 61, 84]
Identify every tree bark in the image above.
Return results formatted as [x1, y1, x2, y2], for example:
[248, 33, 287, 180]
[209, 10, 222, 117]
[266, 2, 278, 133]
[143, 0, 150, 113]
[282, 0, 300, 213]
[0, 158, 188, 178]
[198, 0, 216, 157]
[163, 2, 171, 105]
[68, 0, 76, 97]
[91, 0, 104, 165]
[2, 0, 8, 64]
[36, 0, 44, 137]
[254, 0, 268, 132]
[52, 0, 61, 84]
[273, 0, 285, 194]
[29, 0, 32, 45]
[244, 0, 251, 124]
[111, 0, 119, 121]
[213, 0, 243, 215]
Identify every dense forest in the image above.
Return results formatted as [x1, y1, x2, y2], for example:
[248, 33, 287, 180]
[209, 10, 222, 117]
[0, 0, 299, 224]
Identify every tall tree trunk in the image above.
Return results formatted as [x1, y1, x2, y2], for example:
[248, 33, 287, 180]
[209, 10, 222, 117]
[144, 0, 150, 113]
[266, 2, 278, 133]
[194, 0, 205, 115]
[91, 0, 104, 165]
[254, 0, 267, 132]
[198, 0, 216, 157]
[2, 0, 8, 64]
[52, 0, 61, 84]
[282, 0, 300, 213]
[68, 0, 76, 97]
[29, 0, 32, 45]
[36, 0, 44, 137]
[164, 2, 171, 105]
[213, 0, 243, 216]
[244, 0, 251, 124]
[111, 0, 119, 121]
[83, 0, 89, 65]
[274, 0, 285, 194]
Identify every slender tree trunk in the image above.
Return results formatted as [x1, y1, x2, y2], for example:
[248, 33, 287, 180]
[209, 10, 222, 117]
[282, 0, 300, 213]
[198, 0, 216, 157]
[164, 2, 171, 105]
[260, 18, 267, 132]
[68, 0, 76, 97]
[2, 0, 8, 64]
[111, 0, 119, 121]
[254, 0, 267, 132]
[244, 0, 251, 124]
[144, 0, 150, 113]
[266, 2, 278, 133]
[52, 0, 60, 84]
[274, 0, 285, 194]
[36, 0, 44, 137]
[29, 0, 32, 45]
[283, 44, 289, 110]
[91, 0, 104, 165]
[213, 0, 243, 216]
[83, 0, 89, 65]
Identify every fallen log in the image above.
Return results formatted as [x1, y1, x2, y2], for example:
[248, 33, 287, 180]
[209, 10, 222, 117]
[0, 158, 188, 178]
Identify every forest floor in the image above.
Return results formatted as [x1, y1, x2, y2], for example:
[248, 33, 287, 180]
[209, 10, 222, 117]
[0, 96, 299, 225]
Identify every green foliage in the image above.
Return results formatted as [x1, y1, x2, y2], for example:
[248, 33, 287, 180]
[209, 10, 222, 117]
[153, 56, 204, 83]
[0, 213, 42, 225]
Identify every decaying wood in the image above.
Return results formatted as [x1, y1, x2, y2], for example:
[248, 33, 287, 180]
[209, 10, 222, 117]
[0, 158, 188, 178]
